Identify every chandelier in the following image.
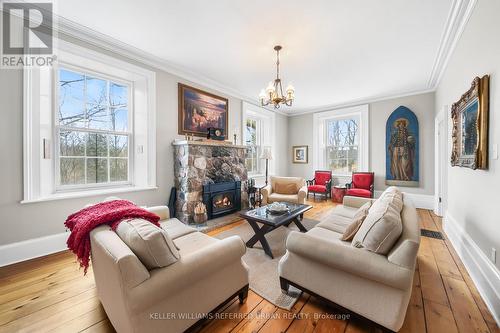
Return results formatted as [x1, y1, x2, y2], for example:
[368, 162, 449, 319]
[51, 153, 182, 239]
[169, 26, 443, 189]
[259, 45, 295, 108]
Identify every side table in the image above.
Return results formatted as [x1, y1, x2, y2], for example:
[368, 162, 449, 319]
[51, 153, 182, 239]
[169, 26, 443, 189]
[332, 185, 347, 203]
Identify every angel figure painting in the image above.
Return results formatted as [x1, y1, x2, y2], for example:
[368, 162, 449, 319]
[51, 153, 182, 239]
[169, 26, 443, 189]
[386, 106, 419, 187]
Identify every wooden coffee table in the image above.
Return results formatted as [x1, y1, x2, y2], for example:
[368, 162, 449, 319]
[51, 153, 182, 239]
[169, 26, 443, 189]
[239, 202, 312, 258]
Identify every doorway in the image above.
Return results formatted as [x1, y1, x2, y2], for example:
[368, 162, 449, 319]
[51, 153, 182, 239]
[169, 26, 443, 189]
[434, 106, 448, 216]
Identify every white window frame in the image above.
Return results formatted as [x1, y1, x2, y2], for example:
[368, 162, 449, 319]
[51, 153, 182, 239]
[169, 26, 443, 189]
[244, 116, 261, 175]
[54, 64, 134, 191]
[313, 104, 369, 176]
[242, 102, 275, 178]
[22, 40, 157, 203]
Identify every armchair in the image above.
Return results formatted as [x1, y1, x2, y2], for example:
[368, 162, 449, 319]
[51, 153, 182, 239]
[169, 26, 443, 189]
[90, 205, 249, 333]
[346, 172, 374, 198]
[307, 170, 332, 200]
[261, 176, 307, 205]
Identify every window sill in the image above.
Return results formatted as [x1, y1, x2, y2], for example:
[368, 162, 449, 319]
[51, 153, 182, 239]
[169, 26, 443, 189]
[20, 185, 159, 204]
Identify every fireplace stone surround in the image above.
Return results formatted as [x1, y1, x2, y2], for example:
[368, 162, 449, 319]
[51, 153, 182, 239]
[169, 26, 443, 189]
[172, 140, 248, 224]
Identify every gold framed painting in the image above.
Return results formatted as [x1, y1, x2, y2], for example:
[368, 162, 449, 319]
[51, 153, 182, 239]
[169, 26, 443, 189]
[178, 83, 229, 138]
[450, 75, 489, 170]
[292, 145, 308, 164]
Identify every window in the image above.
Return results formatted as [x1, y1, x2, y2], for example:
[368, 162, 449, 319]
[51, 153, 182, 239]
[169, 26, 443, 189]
[242, 102, 275, 178]
[244, 117, 260, 174]
[326, 116, 359, 175]
[57, 68, 131, 188]
[23, 40, 156, 203]
[313, 105, 369, 176]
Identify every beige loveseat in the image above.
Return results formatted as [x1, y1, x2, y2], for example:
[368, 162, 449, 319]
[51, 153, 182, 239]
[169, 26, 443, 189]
[278, 189, 420, 332]
[90, 206, 249, 333]
[261, 176, 307, 205]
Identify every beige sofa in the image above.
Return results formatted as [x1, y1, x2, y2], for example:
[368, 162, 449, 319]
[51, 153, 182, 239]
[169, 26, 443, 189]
[261, 176, 307, 205]
[278, 191, 420, 332]
[90, 206, 249, 333]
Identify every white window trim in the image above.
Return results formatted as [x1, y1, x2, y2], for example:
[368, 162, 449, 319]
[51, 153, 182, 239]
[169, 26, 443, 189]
[313, 104, 369, 176]
[54, 65, 135, 192]
[244, 117, 261, 175]
[242, 102, 276, 178]
[22, 40, 156, 203]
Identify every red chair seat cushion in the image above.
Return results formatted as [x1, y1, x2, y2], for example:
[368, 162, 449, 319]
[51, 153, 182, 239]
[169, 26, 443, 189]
[346, 188, 372, 198]
[308, 185, 328, 193]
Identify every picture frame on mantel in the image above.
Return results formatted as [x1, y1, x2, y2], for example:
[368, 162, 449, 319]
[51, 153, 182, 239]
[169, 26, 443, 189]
[450, 75, 489, 170]
[178, 83, 229, 138]
[292, 145, 308, 164]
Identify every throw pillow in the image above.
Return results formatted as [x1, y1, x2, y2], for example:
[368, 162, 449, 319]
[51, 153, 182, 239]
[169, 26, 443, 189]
[352, 190, 403, 254]
[275, 182, 297, 195]
[342, 201, 371, 241]
[116, 218, 180, 270]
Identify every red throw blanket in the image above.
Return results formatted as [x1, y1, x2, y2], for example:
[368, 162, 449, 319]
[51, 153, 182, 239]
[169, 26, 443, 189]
[65, 199, 160, 274]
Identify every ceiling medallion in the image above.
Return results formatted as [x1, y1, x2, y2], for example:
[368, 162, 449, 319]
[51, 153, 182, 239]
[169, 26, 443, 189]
[259, 45, 294, 109]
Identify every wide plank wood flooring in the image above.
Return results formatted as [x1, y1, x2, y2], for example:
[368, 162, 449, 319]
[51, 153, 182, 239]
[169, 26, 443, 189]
[0, 199, 498, 333]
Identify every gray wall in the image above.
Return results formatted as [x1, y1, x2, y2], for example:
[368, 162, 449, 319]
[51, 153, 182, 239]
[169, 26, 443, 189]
[435, 0, 500, 270]
[0, 34, 287, 246]
[287, 92, 435, 195]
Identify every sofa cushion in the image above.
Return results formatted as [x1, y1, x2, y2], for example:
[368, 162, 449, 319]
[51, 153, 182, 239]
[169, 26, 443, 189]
[352, 190, 403, 254]
[160, 218, 197, 239]
[268, 193, 299, 203]
[342, 201, 371, 241]
[306, 226, 344, 242]
[173, 231, 219, 256]
[316, 214, 353, 234]
[275, 182, 297, 195]
[331, 205, 358, 219]
[116, 219, 180, 270]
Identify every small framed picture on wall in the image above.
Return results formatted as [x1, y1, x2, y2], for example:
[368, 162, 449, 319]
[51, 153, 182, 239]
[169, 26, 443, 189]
[292, 145, 308, 164]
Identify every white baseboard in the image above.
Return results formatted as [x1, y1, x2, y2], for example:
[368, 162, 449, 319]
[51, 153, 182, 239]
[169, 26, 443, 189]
[0, 232, 69, 267]
[443, 212, 500, 326]
[374, 191, 434, 210]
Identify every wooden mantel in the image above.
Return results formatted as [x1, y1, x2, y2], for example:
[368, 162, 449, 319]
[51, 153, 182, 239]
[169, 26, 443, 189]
[172, 139, 247, 149]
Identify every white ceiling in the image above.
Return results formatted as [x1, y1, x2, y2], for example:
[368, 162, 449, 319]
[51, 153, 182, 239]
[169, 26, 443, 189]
[55, 0, 454, 112]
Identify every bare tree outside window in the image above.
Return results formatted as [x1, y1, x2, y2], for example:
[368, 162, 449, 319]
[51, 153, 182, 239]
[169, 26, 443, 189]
[326, 117, 359, 175]
[58, 68, 130, 187]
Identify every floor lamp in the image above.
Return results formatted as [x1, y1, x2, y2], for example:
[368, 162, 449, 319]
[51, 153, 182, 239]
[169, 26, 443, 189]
[260, 147, 273, 186]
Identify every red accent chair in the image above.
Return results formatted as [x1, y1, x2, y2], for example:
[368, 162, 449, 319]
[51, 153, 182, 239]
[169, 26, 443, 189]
[346, 172, 374, 198]
[307, 170, 332, 200]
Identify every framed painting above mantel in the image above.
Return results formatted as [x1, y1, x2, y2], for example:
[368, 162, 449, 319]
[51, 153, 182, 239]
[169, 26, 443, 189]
[450, 75, 489, 170]
[178, 83, 229, 138]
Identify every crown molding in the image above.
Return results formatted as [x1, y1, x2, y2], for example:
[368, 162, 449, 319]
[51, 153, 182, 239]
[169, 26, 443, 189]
[286, 88, 435, 117]
[427, 0, 477, 89]
[37, 1, 473, 116]
[53, 15, 263, 103]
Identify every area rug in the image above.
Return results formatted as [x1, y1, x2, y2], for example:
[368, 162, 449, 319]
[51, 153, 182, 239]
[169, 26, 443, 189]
[214, 218, 319, 310]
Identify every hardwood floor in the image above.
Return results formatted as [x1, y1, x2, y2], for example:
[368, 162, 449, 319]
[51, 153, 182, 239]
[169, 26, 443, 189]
[0, 199, 498, 333]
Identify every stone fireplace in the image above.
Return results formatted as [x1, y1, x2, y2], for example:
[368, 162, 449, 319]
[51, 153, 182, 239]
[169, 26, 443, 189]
[172, 140, 248, 224]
